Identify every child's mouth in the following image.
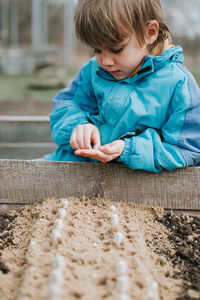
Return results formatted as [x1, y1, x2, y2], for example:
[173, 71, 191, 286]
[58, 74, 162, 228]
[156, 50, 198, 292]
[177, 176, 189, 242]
[110, 70, 121, 76]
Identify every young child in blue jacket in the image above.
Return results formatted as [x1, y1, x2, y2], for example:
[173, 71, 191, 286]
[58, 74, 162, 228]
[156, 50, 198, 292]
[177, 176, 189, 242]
[45, 0, 200, 173]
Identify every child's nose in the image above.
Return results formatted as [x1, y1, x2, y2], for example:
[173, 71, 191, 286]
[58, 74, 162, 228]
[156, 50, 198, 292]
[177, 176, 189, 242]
[101, 53, 114, 67]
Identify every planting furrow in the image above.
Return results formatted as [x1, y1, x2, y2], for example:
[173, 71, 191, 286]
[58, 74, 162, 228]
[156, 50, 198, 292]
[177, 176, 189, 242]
[0, 197, 186, 300]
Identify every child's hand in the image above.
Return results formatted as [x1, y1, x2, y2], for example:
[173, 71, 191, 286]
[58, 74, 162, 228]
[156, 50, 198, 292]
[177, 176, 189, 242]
[75, 140, 125, 162]
[70, 124, 101, 150]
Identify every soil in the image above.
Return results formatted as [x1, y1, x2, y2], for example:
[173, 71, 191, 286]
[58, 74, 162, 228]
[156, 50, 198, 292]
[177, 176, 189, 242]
[156, 214, 200, 300]
[0, 213, 17, 249]
[0, 197, 199, 300]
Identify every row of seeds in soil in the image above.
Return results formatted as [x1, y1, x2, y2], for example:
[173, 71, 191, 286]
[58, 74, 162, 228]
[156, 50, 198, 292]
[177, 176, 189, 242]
[16, 197, 164, 300]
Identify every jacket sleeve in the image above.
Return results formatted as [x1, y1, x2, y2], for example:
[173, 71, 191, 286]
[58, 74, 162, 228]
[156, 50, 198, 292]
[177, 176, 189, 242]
[50, 61, 98, 151]
[117, 69, 200, 173]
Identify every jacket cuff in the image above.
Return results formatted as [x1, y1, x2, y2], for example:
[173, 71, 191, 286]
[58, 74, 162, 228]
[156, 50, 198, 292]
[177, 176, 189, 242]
[116, 138, 134, 164]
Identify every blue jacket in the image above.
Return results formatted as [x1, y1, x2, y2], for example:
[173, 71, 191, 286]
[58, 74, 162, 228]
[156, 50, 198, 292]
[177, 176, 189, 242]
[45, 46, 200, 172]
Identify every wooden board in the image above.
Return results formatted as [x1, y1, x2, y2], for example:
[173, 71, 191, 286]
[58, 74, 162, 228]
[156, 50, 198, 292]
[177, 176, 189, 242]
[0, 160, 200, 211]
[0, 143, 56, 159]
[0, 116, 51, 143]
[0, 116, 56, 159]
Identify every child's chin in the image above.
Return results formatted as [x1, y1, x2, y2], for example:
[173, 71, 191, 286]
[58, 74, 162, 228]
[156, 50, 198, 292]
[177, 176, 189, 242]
[112, 73, 126, 80]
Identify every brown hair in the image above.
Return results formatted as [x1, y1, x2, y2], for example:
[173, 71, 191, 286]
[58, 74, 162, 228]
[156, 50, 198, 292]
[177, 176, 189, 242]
[74, 0, 170, 55]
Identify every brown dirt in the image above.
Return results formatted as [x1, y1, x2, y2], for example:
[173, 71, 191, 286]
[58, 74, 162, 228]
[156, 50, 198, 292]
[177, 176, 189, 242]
[0, 213, 17, 249]
[156, 214, 200, 300]
[0, 198, 199, 300]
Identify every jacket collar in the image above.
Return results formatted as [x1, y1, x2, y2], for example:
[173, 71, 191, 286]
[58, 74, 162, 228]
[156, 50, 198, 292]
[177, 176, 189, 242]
[96, 46, 184, 83]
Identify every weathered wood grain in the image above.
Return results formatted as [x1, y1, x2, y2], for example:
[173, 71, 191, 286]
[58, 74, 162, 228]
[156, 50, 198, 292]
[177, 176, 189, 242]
[0, 143, 56, 159]
[0, 116, 56, 159]
[0, 116, 51, 143]
[0, 160, 199, 210]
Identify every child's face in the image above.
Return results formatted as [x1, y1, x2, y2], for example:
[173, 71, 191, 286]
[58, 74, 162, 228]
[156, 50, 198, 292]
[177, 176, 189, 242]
[94, 34, 149, 80]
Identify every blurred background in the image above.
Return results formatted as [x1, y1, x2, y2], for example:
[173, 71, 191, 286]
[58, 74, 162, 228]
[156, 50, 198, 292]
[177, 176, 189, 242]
[0, 0, 200, 116]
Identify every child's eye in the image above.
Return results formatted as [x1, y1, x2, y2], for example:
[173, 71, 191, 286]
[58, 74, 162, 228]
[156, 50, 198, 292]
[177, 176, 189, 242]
[111, 47, 123, 53]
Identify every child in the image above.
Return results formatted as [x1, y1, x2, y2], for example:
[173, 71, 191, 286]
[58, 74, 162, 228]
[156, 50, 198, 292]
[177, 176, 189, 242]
[45, 0, 200, 173]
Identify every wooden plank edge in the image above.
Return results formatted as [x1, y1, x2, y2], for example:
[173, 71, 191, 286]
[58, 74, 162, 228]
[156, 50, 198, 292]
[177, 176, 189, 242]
[0, 116, 49, 122]
[1, 203, 199, 217]
[0, 160, 200, 210]
[0, 143, 55, 148]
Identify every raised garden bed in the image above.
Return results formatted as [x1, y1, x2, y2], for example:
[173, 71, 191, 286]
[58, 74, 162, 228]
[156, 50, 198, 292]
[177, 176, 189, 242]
[0, 116, 199, 299]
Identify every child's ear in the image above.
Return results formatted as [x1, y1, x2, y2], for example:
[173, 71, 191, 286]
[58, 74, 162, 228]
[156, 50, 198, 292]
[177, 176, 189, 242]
[145, 20, 159, 45]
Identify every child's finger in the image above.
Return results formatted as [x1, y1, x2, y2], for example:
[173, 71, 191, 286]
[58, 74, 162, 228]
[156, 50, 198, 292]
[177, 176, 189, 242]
[70, 129, 79, 149]
[99, 142, 116, 154]
[93, 143, 99, 149]
[91, 129, 101, 148]
[76, 125, 85, 149]
[75, 149, 98, 158]
[83, 126, 92, 149]
[98, 145, 108, 153]
[99, 140, 124, 154]
[75, 148, 117, 163]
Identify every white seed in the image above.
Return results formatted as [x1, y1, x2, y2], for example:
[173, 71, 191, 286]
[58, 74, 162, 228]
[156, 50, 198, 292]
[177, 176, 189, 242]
[147, 281, 160, 300]
[92, 273, 97, 278]
[152, 281, 160, 300]
[52, 255, 65, 269]
[52, 229, 62, 247]
[112, 214, 119, 225]
[58, 208, 66, 218]
[47, 256, 65, 300]
[114, 232, 124, 245]
[147, 292, 154, 298]
[49, 269, 63, 285]
[116, 275, 129, 293]
[115, 260, 127, 274]
[110, 205, 117, 211]
[119, 294, 131, 300]
[47, 283, 61, 300]
[54, 218, 64, 230]
[152, 281, 158, 290]
[30, 240, 37, 248]
[61, 199, 69, 208]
